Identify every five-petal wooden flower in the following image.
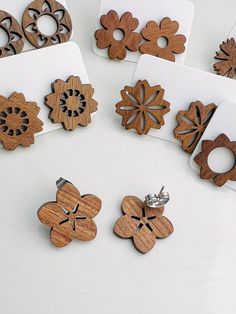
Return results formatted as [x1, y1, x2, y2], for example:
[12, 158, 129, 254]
[116, 80, 170, 135]
[114, 196, 174, 254]
[38, 181, 102, 248]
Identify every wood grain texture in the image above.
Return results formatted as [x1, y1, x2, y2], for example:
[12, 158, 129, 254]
[114, 196, 173, 254]
[0, 10, 24, 58]
[22, 0, 72, 49]
[38, 181, 102, 248]
[174, 101, 217, 154]
[94, 10, 142, 60]
[45, 75, 98, 131]
[139, 17, 186, 62]
[194, 133, 236, 187]
[0, 92, 43, 150]
[116, 79, 170, 135]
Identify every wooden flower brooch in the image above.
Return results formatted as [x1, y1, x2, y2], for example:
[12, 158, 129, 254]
[38, 178, 102, 248]
[95, 10, 186, 61]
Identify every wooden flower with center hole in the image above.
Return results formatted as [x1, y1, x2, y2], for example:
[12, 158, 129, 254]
[45, 76, 98, 131]
[38, 181, 102, 248]
[115, 80, 170, 135]
[94, 10, 142, 60]
[114, 196, 173, 254]
[0, 92, 43, 150]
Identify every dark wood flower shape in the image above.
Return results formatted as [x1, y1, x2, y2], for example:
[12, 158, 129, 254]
[0, 10, 24, 58]
[114, 196, 173, 254]
[115, 80, 170, 135]
[45, 75, 98, 131]
[94, 10, 142, 60]
[174, 101, 217, 154]
[0, 92, 43, 150]
[38, 181, 102, 248]
[194, 134, 236, 187]
[22, 0, 72, 49]
[139, 17, 186, 62]
[213, 38, 236, 79]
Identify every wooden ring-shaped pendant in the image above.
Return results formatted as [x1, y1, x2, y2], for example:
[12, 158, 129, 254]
[0, 10, 24, 58]
[22, 0, 72, 49]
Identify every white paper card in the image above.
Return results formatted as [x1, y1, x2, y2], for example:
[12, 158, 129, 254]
[93, 0, 194, 63]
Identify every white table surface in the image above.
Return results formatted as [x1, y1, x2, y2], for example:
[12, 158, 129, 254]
[1, 1, 236, 314]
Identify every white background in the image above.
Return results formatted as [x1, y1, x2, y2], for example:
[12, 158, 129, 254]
[1, 1, 236, 314]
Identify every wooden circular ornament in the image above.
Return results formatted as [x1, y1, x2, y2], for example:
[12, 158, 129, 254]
[194, 134, 236, 187]
[22, 0, 72, 48]
[114, 196, 174, 254]
[0, 10, 24, 58]
[0, 92, 43, 150]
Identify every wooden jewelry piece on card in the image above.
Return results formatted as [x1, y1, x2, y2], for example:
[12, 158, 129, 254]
[0, 92, 43, 150]
[194, 134, 236, 187]
[213, 38, 236, 79]
[45, 75, 98, 131]
[38, 178, 102, 248]
[114, 194, 173, 254]
[94, 10, 142, 60]
[0, 10, 24, 58]
[22, 0, 72, 49]
[174, 101, 217, 154]
[139, 17, 186, 62]
[116, 79, 170, 135]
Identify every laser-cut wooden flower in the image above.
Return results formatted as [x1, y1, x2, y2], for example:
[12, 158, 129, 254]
[213, 38, 236, 78]
[22, 0, 72, 48]
[194, 134, 236, 187]
[139, 17, 186, 62]
[114, 196, 173, 254]
[0, 92, 43, 150]
[45, 76, 98, 131]
[116, 80, 170, 135]
[174, 101, 217, 154]
[38, 181, 102, 248]
[94, 10, 142, 60]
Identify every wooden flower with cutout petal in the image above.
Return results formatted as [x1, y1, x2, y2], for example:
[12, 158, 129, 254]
[174, 101, 217, 153]
[0, 92, 43, 150]
[116, 80, 170, 135]
[114, 196, 173, 254]
[38, 180, 102, 248]
[45, 76, 98, 131]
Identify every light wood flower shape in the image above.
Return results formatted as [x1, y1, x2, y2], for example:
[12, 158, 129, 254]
[114, 196, 173, 254]
[38, 181, 102, 248]
[45, 76, 98, 131]
[140, 17, 186, 62]
[94, 10, 142, 60]
[116, 80, 170, 135]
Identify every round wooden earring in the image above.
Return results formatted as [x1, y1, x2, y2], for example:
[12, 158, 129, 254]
[0, 10, 24, 58]
[22, 0, 72, 48]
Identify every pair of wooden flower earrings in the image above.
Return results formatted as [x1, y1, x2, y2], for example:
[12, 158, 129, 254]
[0, 0, 72, 58]
[94, 10, 186, 62]
[0, 76, 98, 150]
[38, 178, 174, 254]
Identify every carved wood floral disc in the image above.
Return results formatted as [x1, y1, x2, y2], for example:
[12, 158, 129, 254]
[38, 181, 102, 248]
[0, 92, 43, 150]
[213, 38, 236, 79]
[174, 101, 217, 153]
[0, 10, 24, 58]
[22, 0, 72, 49]
[114, 196, 174, 254]
[194, 134, 236, 187]
[139, 17, 186, 62]
[45, 76, 98, 131]
[94, 10, 142, 60]
[116, 80, 170, 135]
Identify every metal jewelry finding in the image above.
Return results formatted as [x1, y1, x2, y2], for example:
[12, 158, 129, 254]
[145, 186, 170, 208]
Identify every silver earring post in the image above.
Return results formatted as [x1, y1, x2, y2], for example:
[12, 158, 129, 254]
[145, 186, 170, 208]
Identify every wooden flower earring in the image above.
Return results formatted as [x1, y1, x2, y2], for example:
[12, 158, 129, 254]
[114, 187, 174, 254]
[115, 79, 170, 135]
[37, 178, 102, 248]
